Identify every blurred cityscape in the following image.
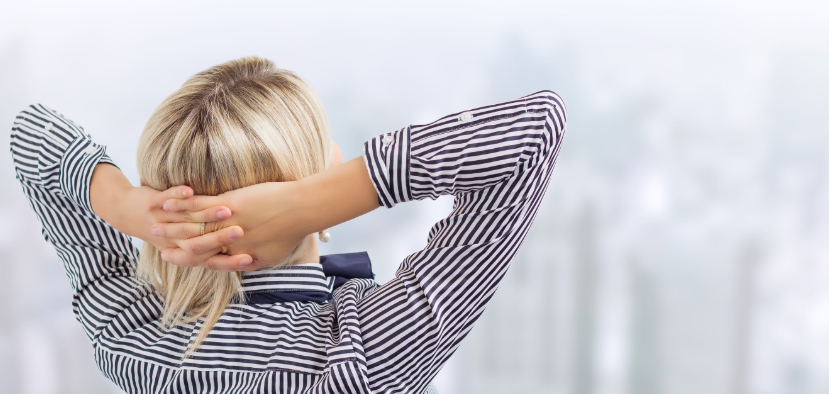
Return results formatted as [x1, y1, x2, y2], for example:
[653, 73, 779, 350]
[1, 1, 828, 393]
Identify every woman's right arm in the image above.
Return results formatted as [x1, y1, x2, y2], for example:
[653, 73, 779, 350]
[10, 105, 252, 390]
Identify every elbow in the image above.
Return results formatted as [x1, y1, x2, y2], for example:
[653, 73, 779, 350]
[532, 91, 567, 167]
[525, 90, 567, 134]
[11, 104, 71, 185]
[539, 90, 567, 126]
[10, 105, 45, 184]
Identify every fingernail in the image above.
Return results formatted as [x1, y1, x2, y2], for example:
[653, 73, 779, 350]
[181, 189, 190, 197]
[229, 229, 242, 240]
[163, 202, 171, 211]
[239, 257, 252, 267]
[217, 210, 229, 220]
[151, 227, 160, 236]
[160, 251, 168, 261]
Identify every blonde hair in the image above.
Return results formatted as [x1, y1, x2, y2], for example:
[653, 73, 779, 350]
[136, 56, 330, 356]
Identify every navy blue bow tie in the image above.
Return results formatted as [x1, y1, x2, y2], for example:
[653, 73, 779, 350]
[243, 252, 374, 304]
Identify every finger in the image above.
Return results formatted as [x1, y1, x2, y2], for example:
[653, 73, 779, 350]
[152, 185, 193, 206]
[203, 253, 254, 272]
[187, 206, 232, 222]
[160, 247, 253, 271]
[159, 226, 243, 267]
[160, 243, 226, 268]
[179, 226, 244, 257]
[156, 206, 231, 223]
[160, 247, 200, 267]
[151, 223, 203, 239]
[163, 195, 224, 212]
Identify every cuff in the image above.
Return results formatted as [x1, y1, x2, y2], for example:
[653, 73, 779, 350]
[361, 126, 412, 208]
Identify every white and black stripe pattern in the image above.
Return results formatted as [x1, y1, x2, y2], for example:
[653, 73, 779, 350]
[360, 90, 565, 392]
[11, 90, 565, 393]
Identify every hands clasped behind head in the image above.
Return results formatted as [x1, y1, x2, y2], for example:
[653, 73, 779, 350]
[150, 187, 252, 271]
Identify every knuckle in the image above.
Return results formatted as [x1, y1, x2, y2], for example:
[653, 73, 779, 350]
[191, 245, 206, 256]
[206, 222, 220, 233]
[187, 242, 203, 255]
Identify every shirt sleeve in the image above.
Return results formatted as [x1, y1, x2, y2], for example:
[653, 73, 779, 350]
[10, 104, 163, 358]
[359, 91, 567, 393]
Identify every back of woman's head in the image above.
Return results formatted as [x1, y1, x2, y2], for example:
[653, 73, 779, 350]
[136, 56, 330, 355]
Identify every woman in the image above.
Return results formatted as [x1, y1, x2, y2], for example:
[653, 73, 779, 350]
[11, 57, 566, 393]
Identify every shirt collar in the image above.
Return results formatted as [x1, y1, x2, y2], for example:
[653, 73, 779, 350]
[241, 263, 334, 293]
[241, 252, 374, 304]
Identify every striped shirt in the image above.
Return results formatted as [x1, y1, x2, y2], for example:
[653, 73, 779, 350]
[10, 90, 566, 393]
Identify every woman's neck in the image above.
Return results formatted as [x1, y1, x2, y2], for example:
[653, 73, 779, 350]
[288, 233, 320, 265]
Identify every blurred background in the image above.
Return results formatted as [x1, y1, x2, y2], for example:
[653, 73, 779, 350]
[1, 0, 828, 393]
